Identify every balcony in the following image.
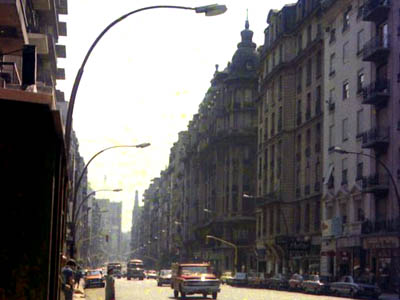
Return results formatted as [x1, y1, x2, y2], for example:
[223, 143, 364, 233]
[362, 79, 390, 108]
[362, 0, 390, 23]
[361, 217, 400, 235]
[0, 62, 21, 87]
[361, 173, 389, 197]
[362, 34, 390, 63]
[361, 126, 390, 153]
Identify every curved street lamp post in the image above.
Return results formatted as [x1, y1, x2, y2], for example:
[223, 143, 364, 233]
[333, 147, 400, 216]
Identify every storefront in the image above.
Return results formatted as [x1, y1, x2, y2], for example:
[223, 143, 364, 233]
[363, 236, 400, 291]
[336, 236, 363, 278]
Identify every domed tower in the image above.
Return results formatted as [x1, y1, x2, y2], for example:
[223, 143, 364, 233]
[227, 18, 260, 81]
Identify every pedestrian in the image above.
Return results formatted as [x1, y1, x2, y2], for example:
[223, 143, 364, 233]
[105, 267, 115, 300]
[75, 266, 83, 289]
[61, 259, 76, 300]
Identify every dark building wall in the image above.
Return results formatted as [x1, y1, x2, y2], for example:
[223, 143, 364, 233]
[0, 100, 67, 300]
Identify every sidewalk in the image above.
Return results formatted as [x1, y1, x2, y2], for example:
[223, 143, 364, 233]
[379, 293, 399, 300]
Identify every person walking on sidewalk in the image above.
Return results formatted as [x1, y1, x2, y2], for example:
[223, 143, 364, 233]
[62, 259, 76, 300]
[105, 267, 115, 300]
[75, 266, 83, 289]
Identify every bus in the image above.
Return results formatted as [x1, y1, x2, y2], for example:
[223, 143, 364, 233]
[127, 259, 145, 280]
[107, 262, 122, 278]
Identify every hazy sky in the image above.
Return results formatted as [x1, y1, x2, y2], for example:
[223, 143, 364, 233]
[57, 0, 287, 232]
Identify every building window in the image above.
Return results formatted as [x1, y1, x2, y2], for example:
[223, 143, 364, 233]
[279, 44, 283, 63]
[316, 51, 322, 78]
[329, 53, 335, 76]
[264, 117, 269, 140]
[307, 24, 312, 44]
[306, 93, 311, 119]
[354, 198, 365, 221]
[298, 33, 303, 54]
[339, 202, 347, 224]
[343, 9, 350, 32]
[357, 71, 364, 94]
[297, 66, 302, 92]
[315, 85, 321, 114]
[329, 125, 335, 148]
[314, 201, 321, 231]
[271, 113, 275, 136]
[305, 204, 310, 233]
[326, 204, 334, 220]
[306, 59, 312, 86]
[356, 154, 363, 180]
[356, 109, 363, 136]
[306, 129, 311, 145]
[329, 28, 336, 43]
[357, 30, 364, 54]
[278, 75, 283, 100]
[342, 158, 348, 185]
[343, 81, 349, 100]
[342, 118, 348, 141]
[343, 42, 349, 64]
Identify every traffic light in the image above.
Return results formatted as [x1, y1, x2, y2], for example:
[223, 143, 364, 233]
[105, 234, 109, 242]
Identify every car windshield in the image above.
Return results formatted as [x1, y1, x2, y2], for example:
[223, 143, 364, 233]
[160, 270, 171, 275]
[181, 266, 209, 275]
[87, 271, 101, 276]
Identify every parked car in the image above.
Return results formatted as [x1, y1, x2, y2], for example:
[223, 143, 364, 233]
[265, 274, 289, 290]
[330, 275, 381, 298]
[247, 272, 265, 288]
[301, 275, 330, 294]
[220, 272, 233, 285]
[289, 273, 304, 291]
[146, 270, 157, 279]
[157, 269, 172, 286]
[84, 269, 105, 288]
[227, 272, 248, 287]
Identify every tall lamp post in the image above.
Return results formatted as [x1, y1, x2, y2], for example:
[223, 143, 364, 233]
[64, 4, 227, 154]
[333, 147, 400, 215]
[206, 235, 238, 273]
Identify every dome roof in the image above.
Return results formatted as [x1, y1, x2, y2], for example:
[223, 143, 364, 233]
[228, 19, 260, 81]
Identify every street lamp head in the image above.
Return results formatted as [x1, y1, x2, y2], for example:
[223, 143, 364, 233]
[333, 146, 348, 154]
[195, 4, 227, 16]
[243, 193, 254, 199]
[112, 188, 123, 192]
[135, 143, 151, 148]
[203, 208, 212, 213]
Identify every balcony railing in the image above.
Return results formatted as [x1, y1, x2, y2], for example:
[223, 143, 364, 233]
[362, 0, 391, 23]
[361, 217, 400, 235]
[361, 126, 390, 152]
[361, 173, 390, 196]
[362, 34, 390, 63]
[328, 101, 335, 112]
[0, 62, 22, 87]
[362, 79, 390, 108]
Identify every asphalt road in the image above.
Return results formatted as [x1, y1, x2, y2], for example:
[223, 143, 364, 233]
[83, 278, 359, 300]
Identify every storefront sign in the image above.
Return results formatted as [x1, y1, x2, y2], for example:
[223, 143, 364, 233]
[363, 236, 399, 249]
[288, 240, 310, 251]
[337, 236, 361, 248]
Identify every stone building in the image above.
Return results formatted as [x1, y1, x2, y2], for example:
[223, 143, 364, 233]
[182, 19, 259, 273]
[256, 0, 323, 275]
[321, 0, 400, 289]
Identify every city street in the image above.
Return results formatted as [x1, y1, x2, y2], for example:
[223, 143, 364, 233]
[83, 278, 357, 300]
